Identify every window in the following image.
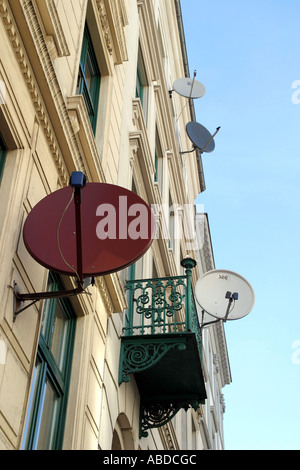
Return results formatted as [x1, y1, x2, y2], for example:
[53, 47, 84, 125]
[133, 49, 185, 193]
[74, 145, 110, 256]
[77, 24, 101, 133]
[154, 131, 163, 193]
[0, 133, 7, 184]
[136, 67, 144, 105]
[22, 274, 76, 450]
[136, 47, 148, 119]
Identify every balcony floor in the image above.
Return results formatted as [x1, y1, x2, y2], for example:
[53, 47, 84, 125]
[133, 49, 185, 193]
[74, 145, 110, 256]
[121, 332, 206, 405]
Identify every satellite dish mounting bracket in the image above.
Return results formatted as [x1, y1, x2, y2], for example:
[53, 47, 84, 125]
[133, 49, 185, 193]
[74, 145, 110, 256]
[11, 172, 93, 321]
[179, 147, 195, 156]
[199, 291, 239, 329]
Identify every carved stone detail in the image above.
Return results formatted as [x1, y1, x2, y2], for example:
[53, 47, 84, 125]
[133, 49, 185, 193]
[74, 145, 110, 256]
[95, 0, 128, 64]
[0, 0, 71, 184]
[96, 0, 113, 55]
[159, 423, 179, 450]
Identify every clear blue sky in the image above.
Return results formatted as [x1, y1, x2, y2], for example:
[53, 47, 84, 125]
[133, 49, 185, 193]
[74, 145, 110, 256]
[181, 0, 300, 450]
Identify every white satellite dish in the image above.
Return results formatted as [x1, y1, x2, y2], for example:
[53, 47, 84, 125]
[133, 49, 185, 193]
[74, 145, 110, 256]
[173, 77, 206, 99]
[195, 269, 255, 322]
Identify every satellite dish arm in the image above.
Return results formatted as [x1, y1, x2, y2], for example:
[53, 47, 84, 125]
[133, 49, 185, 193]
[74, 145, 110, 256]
[188, 70, 197, 99]
[201, 127, 221, 153]
[180, 147, 195, 155]
[199, 309, 222, 329]
[11, 280, 88, 321]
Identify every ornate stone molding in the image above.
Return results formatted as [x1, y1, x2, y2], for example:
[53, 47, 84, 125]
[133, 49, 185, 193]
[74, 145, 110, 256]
[96, 0, 113, 56]
[95, 273, 127, 316]
[95, 276, 114, 316]
[220, 393, 226, 413]
[159, 423, 179, 450]
[34, 0, 70, 58]
[213, 353, 220, 373]
[0, 0, 70, 184]
[95, 0, 128, 64]
[21, 0, 86, 172]
[197, 214, 214, 273]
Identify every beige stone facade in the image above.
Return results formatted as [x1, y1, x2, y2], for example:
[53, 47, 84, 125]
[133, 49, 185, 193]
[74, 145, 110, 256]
[0, 0, 231, 450]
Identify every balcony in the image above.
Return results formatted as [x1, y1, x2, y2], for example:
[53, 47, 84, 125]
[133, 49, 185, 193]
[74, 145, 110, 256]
[119, 258, 207, 438]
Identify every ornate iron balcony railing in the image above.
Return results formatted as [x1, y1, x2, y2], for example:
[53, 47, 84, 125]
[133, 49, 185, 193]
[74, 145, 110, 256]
[123, 271, 202, 352]
[119, 258, 207, 437]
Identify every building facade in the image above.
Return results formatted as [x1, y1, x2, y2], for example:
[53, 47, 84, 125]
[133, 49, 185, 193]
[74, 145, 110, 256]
[0, 0, 231, 450]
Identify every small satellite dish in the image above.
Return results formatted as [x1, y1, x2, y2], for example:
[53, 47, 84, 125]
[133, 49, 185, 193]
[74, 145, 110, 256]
[173, 77, 206, 99]
[195, 269, 255, 322]
[186, 121, 220, 154]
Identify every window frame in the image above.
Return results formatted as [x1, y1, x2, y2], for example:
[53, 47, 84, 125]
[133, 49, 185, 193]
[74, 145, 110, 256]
[154, 131, 163, 193]
[22, 273, 76, 450]
[77, 23, 101, 133]
[136, 47, 149, 120]
[136, 67, 144, 105]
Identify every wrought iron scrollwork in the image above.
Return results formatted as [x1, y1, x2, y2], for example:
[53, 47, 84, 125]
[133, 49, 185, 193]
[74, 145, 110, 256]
[140, 398, 201, 437]
[129, 276, 187, 334]
[120, 341, 186, 383]
[140, 402, 180, 437]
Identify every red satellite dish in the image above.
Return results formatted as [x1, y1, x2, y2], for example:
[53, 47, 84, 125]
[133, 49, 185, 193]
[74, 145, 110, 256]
[23, 183, 156, 277]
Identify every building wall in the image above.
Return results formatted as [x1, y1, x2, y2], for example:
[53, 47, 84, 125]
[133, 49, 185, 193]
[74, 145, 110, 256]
[0, 0, 230, 450]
